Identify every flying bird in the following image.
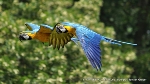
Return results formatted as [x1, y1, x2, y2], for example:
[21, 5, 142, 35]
[19, 23, 74, 49]
[19, 22, 137, 70]
[54, 22, 137, 70]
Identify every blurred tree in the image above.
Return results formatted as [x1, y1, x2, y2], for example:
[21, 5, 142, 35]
[100, 0, 150, 84]
[67, 0, 80, 8]
[1, 0, 13, 10]
[18, 0, 30, 3]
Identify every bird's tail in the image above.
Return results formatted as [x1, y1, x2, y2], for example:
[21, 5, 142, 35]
[101, 36, 137, 46]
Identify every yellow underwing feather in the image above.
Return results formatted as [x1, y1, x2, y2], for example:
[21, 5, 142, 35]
[56, 38, 60, 50]
[52, 34, 56, 49]
[67, 35, 71, 41]
[62, 36, 66, 44]
[61, 38, 65, 48]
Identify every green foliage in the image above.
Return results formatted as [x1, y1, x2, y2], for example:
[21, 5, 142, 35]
[100, 0, 150, 84]
[0, 0, 144, 84]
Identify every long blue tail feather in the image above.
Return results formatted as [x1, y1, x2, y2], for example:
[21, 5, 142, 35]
[101, 36, 137, 46]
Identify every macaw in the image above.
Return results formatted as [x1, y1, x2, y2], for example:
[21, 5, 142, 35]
[19, 23, 74, 49]
[54, 22, 137, 70]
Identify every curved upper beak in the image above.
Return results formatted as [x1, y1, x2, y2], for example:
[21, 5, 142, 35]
[19, 33, 32, 41]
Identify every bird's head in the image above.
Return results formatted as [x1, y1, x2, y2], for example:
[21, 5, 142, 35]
[55, 23, 68, 33]
[19, 32, 32, 42]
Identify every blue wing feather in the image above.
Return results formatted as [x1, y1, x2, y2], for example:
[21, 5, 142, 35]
[87, 48, 101, 69]
[89, 45, 101, 64]
[86, 53, 97, 69]
[80, 33, 102, 70]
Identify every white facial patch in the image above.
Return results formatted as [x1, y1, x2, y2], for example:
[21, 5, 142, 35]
[60, 28, 67, 33]
[23, 35, 30, 40]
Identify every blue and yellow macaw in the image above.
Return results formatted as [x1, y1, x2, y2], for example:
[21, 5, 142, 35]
[19, 23, 74, 49]
[19, 22, 137, 70]
[54, 22, 137, 70]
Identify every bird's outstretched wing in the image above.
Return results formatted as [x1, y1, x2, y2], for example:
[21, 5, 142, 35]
[61, 22, 102, 70]
[49, 23, 74, 50]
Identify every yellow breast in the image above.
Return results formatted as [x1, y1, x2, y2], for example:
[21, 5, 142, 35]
[28, 33, 50, 42]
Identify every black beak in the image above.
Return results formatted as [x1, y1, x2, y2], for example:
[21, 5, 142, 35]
[19, 33, 32, 42]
